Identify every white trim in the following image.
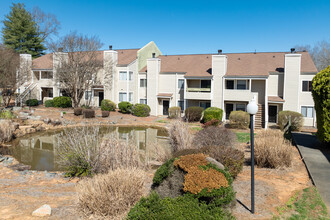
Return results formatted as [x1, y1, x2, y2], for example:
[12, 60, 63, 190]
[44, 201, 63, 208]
[300, 105, 315, 118]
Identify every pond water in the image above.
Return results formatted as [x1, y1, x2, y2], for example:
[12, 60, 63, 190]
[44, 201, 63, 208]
[9, 126, 169, 171]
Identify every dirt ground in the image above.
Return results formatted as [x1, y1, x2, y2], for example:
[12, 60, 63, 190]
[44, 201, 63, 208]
[0, 106, 312, 219]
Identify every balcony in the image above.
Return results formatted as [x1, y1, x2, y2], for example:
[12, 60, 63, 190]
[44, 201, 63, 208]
[186, 88, 211, 100]
[224, 89, 258, 102]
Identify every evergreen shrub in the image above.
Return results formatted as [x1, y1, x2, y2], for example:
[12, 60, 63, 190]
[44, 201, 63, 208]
[118, 101, 133, 113]
[203, 107, 223, 124]
[26, 99, 38, 106]
[44, 99, 54, 107]
[229, 110, 250, 129]
[169, 106, 181, 119]
[101, 99, 116, 111]
[53, 96, 72, 108]
[132, 104, 150, 117]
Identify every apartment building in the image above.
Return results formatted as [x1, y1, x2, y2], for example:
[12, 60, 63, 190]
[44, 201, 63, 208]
[18, 42, 318, 128]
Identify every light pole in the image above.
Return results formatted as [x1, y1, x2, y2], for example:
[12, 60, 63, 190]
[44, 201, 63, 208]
[247, 97, 258, 214]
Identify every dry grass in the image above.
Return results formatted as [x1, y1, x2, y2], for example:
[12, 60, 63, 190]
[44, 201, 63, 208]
[0, 120, 14, 143]
[168, 120, 193, 153]
[254, 129, 293, 168]
[193, 126, 237, 148]
[77, 168, 146, 219]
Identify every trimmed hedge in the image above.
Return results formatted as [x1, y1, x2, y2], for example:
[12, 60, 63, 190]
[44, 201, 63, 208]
[53, 96, 72, 108]
[203, 107, 223, 124]
[26, 99, 39, 106]
[83, 109, 95, 118]
[132, 104, 150, 117]
[102, 111, 110, 117]
[278, 111, 304, 131]
[101, 99, 116, 111]
[118, 101, 133, 113]
[169, 107, 181, 119]
[312, 66, 330, 144]
[185, 106, 204, 122]
[74, 108, 83, 116]
[229, 110, 250, 129]
[44, 99, 54, 107]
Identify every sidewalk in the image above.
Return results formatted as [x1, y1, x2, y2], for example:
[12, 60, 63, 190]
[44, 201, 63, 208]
[292, 132, 330, 209]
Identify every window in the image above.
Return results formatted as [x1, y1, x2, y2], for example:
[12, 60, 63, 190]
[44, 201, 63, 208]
[140, 79, 147, 87]
[301, 106, 313, 118]
[129, 71, 133, 81]
[237, 80, 247, 90]
[41, 71, 53, 79]
[200, 101, 211, 109]
[119, 92, 127, 102]
[85, 91, 92, 100]
[302, 81, 312, 92]
[236, 104, 246, 111]
[119, 71, 127, 81]
[201, 80, 211, 88]
[178, 79, 184, 89]
[140, 99, 147, 104]
[226, 80, 234, 89]
[178, 100, 184, 111]
[129, 92, 133, 102]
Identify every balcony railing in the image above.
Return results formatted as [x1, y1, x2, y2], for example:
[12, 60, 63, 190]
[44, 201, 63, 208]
[186, 88, 211, 92]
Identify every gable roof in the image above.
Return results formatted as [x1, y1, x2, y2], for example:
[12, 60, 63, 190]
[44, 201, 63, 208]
[32, 49, 139, 70]
[141, 51, 317, 77]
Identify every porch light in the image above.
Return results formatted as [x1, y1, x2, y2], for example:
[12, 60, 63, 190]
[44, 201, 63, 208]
[247, 96, 258, 214]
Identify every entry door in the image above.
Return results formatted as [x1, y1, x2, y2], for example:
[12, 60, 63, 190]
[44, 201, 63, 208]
[163, 100, 169, 115]
[269, 105, 277, 123]
[99, 92, 104, 107]
[225, 103, 234, 119]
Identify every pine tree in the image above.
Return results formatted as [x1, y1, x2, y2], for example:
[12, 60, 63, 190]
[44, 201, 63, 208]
[1, 3, 46, 58]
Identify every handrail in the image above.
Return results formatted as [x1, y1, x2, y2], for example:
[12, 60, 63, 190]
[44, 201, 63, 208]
[186, 88, 211, 92]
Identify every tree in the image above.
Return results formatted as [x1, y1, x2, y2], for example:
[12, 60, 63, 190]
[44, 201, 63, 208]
[312, 66, 330, 145]
[49, 32, 105, 108]
[0, 45, 29, 106]
[294, 39, 330, 71]
[1, 3, 46, 58]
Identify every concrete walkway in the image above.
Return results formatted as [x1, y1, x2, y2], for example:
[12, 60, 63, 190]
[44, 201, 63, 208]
[292, 132, 330, 208]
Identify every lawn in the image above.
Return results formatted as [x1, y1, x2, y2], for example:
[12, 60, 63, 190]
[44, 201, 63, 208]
[273, 187, 329, 219]
[236, 132, 251, 143]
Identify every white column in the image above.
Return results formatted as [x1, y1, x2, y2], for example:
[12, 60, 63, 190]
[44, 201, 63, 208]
[264, 78, 269, 129]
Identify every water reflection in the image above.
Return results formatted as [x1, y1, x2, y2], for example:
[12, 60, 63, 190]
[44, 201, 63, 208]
[11, 126, 169, 171]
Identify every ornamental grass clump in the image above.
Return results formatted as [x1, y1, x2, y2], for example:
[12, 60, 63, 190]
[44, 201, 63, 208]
[168, 106, 181, 119]
[185, 106, 204, 122]
[278, 111, 304, 131]
[168, 120, 193, 153]
[229, 110, 250, 129]
[254, 129, 293, 168]
[0, 120, 14, 143]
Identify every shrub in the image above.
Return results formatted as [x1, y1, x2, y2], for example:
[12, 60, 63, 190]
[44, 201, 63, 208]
[169, 106, 181, 119]
[203, 107, 223, 123]
[229, 110, 250, 129]
[254, 129, 293, 168]
[83, 109, 95, 118]
[73, 108, 83, 116]
[127, 192, 234, 220]
[0, 110, 15, 119]
[101, 99, 116, 111]
[312, 66, 330, 144]
[118, 101, 133, 113]
[77, 168, 146, 219]
[0, 120, 14, 143]
[201, 145, 244, 178]
[168, 120, 193, 153]
[193, 126, 237, 148]
[102, 110, 110, 117]
[132, 104, 150, 117]
[203, 119, 220, 128]
[53, 96, 72, 108]
[25, 99, 38, 106]
[278, 111, 304, 131]
[185, 106, 203, 122]
[44, 99, 54, 107]
[152, 158, 175, 185]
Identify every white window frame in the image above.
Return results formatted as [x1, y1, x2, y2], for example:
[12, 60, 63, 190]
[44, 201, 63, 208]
[301, 106, 314, 118]
[140, 79, 147, 87]
[225, 79, 249, 90]
[178, 79, 185, 89]
[129, 71, 133, 81]
[140, 99, 147, 104]
[119, 71, 127, 81]
[119, 92, 127, 102]
[302, 80, 312, 92]
[85, 91, 92, 100]
[129, 92, 133, 102]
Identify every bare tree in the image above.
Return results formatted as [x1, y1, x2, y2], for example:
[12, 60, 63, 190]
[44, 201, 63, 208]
[49, 32, 104, 107]
[294, 39, 330, 71]
[32, 7, 60, 45]
[0, 45, 20, 106]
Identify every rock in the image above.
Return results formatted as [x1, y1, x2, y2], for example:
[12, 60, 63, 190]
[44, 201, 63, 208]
[51, 120, 61, 126]
[45, 172, 57, 178]
[43, 118, 51, 124]
[32, 204, 51, 217]
[206, 157, 225, 170]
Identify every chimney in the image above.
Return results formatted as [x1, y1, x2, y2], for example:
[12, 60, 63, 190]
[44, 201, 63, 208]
[58, 48, 63, 52]
[290, 48, 295, 53]
[152, 53, 156, 58]
[109, 45, 112, 50]
[218, 49, 222, 55]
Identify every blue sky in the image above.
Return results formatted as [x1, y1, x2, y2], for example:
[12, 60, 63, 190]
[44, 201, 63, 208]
[0, 0, 329, 54]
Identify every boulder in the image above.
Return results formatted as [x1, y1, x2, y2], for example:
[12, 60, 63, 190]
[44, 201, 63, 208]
[32, 204, 51, 217]
[206, 157, 225, 170]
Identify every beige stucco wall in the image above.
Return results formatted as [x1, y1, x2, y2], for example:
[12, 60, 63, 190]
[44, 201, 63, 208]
[212, 55, 226, 109]
[251, 80, 265, 104]
[268, 74, 284, 97]
[146, 58, 160, 115]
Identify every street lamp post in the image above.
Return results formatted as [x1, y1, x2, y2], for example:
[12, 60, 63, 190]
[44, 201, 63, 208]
[247, 97, 258, 214]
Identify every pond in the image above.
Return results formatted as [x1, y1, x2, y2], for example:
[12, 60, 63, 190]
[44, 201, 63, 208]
[9, 126, 170, 171]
